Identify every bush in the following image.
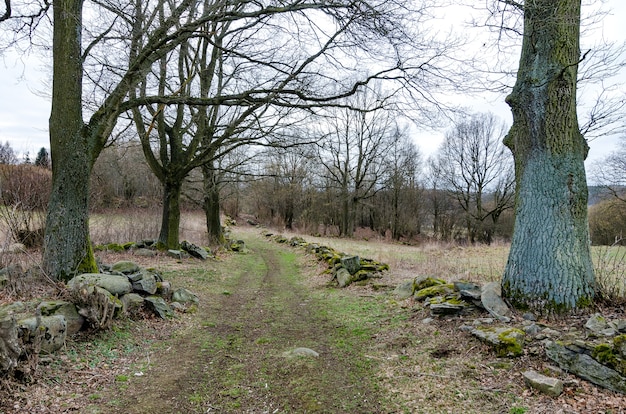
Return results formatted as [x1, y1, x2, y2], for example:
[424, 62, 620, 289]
[0, 164, 51, 246]
[589, 199, 626, 245]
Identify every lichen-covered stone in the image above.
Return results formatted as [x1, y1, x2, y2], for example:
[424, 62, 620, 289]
[523, 370, 564, 397]
[335, 268, 352, 288]
[340, 255, 361, 275]
[145, 296, 174, 319]
[471, 326, 525, 357]
[414, 284, 454, 301]
[414, 276, 446, 291]
[111, 261, 140, 274]
[546, 340, 626, 394]
[18, 315, 67, 354]
[67, 273, 132, 296]
[172, 288, 199, 304]
[120, 293, 145, 315]
[37, 301, 84, 336]
[481, 282, 512, 322]
[394, 280, 415, 299]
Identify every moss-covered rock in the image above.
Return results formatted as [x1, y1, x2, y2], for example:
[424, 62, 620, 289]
[414, 283, 454, 301]
[471, 326, 525, 357]
[414, 276, 446, 291]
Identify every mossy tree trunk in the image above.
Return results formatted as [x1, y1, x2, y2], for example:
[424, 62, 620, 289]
[158, 179, 183, 249]
[43, 0, 98, 281]
[502, 0, 595, 312]
[203, 161, 225, 246]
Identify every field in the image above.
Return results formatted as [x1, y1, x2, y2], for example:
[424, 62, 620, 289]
[1, 211, 626, 413]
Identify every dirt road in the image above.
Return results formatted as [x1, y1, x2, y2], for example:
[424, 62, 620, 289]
[87, 238, 385, 413]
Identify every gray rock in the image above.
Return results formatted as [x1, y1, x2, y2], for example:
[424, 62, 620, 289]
[430, 301, 466, 316]
[167, 249, 189, 259]
[546, 340, 626, 394]
[481, 282, 512, 323]
[393, 280, 415, 299]
[335, 267, 352, 288]
[110, 261, 140, 274]
[181, 241, 209, 260]
[523, 370, 564, 397]
[144, 296, 174, 319]
[18, 315, 67, 354]
[120, 293, 144, 315]
[131, 270, 158, 295]
[68, 273, 133, 296]
[454, 281, 482, 301]
[37, 301, 84, 336]
[523, 323, 540, 336]
[157, 280, 172, 300]
[171, 288, 199, 304]
[283, 347, 319, 358]
[422, 318, 434, 325]
[523, 312, 538, 321]
[613, 319, 626, 333]
[340, 256, 361, 275]
[585, 313, 608, 334]
[0, 310, 20, 372]
[471, 326, 525, 357]
[134, 248, 157, 257]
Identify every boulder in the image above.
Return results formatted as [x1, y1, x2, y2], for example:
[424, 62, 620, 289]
[414, 284, 454, 301]
[393, 280, 415, 299]
[546, 340, 626, 394]
[481, 282, 511, 322]
[0, 310, 20, 372]
[120, 293, 145, 315]
[135, 248, 157, 257]
[181, 240, 209, 260]
[145, 296, 174, 319]
[171, 288, 199, 304]
[335, 268, 352, 288]
[523, 370, 564, 397]
[471, 326, 525, 357]
[110, 261, 140, 274]
[68, 273, 132, 296]
[414, 276, 446, 291]
[131, 270, 158, 295]
[585, 314, 616, 336]
[37, 301, 84, 336]
[430, 301, 466, 316]
[340, 256, 361, 275]
[18, 315, 67, 354]
[167, 249, 189, 259]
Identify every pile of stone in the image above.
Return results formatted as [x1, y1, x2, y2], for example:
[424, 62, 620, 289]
[395, 276, 626, 395]
[95, 239, 213, 260]
[0, 260, 198, 376]
[264, 233, 389, 287]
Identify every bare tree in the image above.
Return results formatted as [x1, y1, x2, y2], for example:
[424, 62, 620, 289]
[436, 112, 514, 244]
[590, 136, 626, 203]
[316, 90, 396, 237]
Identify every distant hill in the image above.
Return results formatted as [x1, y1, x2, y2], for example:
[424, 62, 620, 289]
[588, 185, 626, 206]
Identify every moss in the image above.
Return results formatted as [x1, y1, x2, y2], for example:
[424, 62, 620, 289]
[105, 243, 124, 252]
[414, 284, 454, 301]
[122, 242, 136, 250]
[74, 242, 98, 279]
[592, 344, 620, 371]
[496, 328, 525, 357]
[414, 277, 446, 292]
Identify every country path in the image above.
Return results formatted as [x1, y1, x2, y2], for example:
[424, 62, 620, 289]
[85, 235, 387, 414]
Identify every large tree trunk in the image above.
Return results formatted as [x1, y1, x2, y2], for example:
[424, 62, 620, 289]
[158, 180, 183, 249]
[502, 0, 594, 312]
[202, 162, 224, 245]
[43, 0, 98, 281]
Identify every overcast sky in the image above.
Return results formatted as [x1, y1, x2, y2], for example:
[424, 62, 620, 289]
[0, 1, 624, 166]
